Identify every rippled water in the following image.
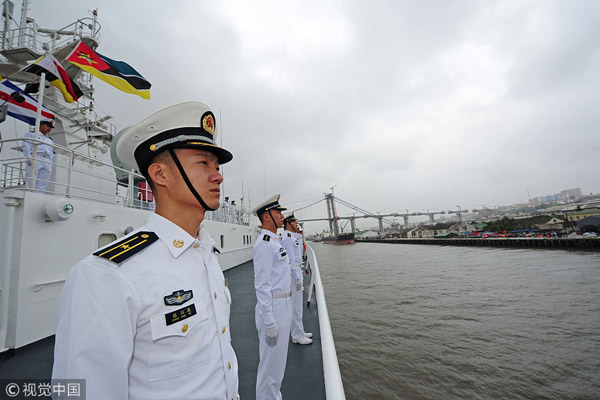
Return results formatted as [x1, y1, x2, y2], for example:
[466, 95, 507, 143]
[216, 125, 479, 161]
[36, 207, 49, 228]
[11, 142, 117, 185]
[313, 242, 600, 399]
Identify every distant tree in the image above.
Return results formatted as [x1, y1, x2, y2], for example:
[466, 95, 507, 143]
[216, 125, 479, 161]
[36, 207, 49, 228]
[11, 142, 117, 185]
[484, 217, 520, 232]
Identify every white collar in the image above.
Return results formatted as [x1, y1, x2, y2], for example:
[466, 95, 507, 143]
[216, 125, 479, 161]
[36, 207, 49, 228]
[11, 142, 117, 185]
[146, 213, 214, 258]
[261, 228, 279, 241]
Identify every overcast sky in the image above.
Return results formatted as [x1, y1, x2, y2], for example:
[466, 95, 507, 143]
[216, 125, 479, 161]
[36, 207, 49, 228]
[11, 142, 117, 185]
[19, 0, 600, 229]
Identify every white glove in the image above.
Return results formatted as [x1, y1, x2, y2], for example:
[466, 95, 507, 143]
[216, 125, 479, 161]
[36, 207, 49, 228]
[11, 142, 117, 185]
[296, 279, 302, 291]
[265, 323, 279, 347]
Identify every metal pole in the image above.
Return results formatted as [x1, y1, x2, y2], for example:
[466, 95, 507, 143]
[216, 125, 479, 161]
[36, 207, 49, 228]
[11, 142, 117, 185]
[29, 71, 46, 192]
[2, 0, 10, 51]
[91, 9, 98, 39]
[17, 0, 28, 47]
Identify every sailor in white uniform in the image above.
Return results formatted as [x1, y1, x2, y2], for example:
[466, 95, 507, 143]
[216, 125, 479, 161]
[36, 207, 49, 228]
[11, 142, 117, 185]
[230, 200, 237, 224]
[22, 120, 54, 192]
[282, 212, 312, 345]
[52, 102, 239, 400]
[252, 194, 292, 400]
[222, 196, 231, 222]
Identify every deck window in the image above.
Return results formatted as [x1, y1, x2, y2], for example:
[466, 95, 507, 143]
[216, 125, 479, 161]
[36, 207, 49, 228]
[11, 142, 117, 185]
[98, 233, 117, 249]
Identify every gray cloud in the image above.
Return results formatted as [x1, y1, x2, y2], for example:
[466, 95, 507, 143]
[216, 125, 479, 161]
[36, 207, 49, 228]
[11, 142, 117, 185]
[21, 0, 600, 231]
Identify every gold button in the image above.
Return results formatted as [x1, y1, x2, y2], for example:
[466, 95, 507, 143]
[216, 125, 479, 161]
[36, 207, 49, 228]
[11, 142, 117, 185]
[214, 292, 217, 299]
[222, 327, 226, 334]
[182, 324, 188, 333]
[193, 244, 200, 248]
[228, 362, 232, 369]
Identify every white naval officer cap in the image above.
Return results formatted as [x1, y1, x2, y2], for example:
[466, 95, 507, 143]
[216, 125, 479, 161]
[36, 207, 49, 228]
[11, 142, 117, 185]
[116, 102, 233, 173]
[40, 118, 54, 127]
[283, 212, 297, 223]
[252, 193, 287, 217]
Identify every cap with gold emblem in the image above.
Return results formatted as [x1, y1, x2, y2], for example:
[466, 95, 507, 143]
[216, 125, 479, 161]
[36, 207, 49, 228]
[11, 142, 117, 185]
[116, 101, 233, 173]
[40, 119, 55, 128]
[252, 193, 287, 217]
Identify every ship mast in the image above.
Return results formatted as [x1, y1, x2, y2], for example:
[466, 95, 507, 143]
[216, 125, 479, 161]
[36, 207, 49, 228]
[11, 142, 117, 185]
[17, 0, 28, 47]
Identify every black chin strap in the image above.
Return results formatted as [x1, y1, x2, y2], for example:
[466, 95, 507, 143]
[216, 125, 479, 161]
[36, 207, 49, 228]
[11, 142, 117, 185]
[268, 209, 278, 230]
[168, 148, 217, 211]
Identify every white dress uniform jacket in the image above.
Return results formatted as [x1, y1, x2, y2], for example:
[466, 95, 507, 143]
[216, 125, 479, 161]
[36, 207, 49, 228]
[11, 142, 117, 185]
[22, 130, 54, 192]
[293, 233, 303, 268]
[52, 213, 239, 400]
[290, 232, 306, 340]
[230, 204, 237, 224]
[281, 231, 301, 282]
[253, 229, 292, 400]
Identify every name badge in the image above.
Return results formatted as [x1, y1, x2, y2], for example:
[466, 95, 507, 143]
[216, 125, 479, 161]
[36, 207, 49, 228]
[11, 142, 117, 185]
[165, 304, 197, 326]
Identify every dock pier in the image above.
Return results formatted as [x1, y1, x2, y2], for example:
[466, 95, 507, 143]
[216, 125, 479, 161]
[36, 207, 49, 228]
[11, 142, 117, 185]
[355, 238, 600, 250]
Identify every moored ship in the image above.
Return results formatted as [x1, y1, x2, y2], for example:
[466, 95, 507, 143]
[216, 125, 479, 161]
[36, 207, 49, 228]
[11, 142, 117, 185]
[323, 232, 355, 245]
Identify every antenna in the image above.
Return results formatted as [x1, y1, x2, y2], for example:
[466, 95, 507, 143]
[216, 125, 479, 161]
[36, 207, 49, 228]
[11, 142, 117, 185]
[241, 179, 244, 210]
[248, 189, 251, 215]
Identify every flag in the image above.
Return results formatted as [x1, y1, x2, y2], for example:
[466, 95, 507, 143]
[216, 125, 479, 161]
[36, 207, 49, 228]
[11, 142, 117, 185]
[66, 41, 151, 99]
[21, 54, 83, 103]
[0, 80, 55, 125]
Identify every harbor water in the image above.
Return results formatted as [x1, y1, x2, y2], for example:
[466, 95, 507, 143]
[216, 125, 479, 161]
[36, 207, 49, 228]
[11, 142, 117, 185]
[312, 242, 600, 399]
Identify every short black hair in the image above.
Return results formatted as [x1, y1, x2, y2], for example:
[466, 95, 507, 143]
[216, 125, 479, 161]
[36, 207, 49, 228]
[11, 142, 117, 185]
[142, 149, 175, 193]
[257, 211, 268, 223]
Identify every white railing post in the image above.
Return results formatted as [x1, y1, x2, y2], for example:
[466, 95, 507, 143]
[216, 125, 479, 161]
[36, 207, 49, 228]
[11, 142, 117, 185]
[66, 150, 73, 197]
[127, 169, 134, 207]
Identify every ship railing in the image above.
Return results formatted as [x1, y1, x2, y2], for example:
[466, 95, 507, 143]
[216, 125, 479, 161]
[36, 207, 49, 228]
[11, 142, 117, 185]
[0, 137, 254, 224]
[1, 24, 37, 54]
[1, 13, 99, 54]
[0, 137, 155, 208]
[305, 242, 346, 400]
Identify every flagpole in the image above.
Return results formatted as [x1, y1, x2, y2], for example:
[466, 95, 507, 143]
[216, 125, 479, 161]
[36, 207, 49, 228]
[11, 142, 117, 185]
[29, 71, 46, 192]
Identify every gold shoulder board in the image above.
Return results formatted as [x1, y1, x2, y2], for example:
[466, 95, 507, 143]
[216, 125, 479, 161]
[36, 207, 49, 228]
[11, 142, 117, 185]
[93, 231, 158, 264]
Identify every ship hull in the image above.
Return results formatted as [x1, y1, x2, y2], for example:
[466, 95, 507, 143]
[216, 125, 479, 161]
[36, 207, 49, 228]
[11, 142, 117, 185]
[323, 232, 355, 245]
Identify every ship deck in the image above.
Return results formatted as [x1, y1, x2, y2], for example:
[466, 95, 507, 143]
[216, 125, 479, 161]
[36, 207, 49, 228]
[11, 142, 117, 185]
[228, 260, 325, 399]
[0, 261, 326, 399]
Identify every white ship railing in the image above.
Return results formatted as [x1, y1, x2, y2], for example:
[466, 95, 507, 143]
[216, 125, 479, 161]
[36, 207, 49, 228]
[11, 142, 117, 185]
[0, 9, 100, 54]
[305, 243, 346, 400]
[0, 137, 252, 225]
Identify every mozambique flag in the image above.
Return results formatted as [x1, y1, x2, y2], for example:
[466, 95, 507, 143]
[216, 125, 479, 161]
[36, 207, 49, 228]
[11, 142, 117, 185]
[66, 41, 151, 99]
[21, 54, 82, 103]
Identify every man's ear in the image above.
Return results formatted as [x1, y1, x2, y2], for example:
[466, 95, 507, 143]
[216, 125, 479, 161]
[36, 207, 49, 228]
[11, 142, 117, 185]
[147, 162, 169, 188]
